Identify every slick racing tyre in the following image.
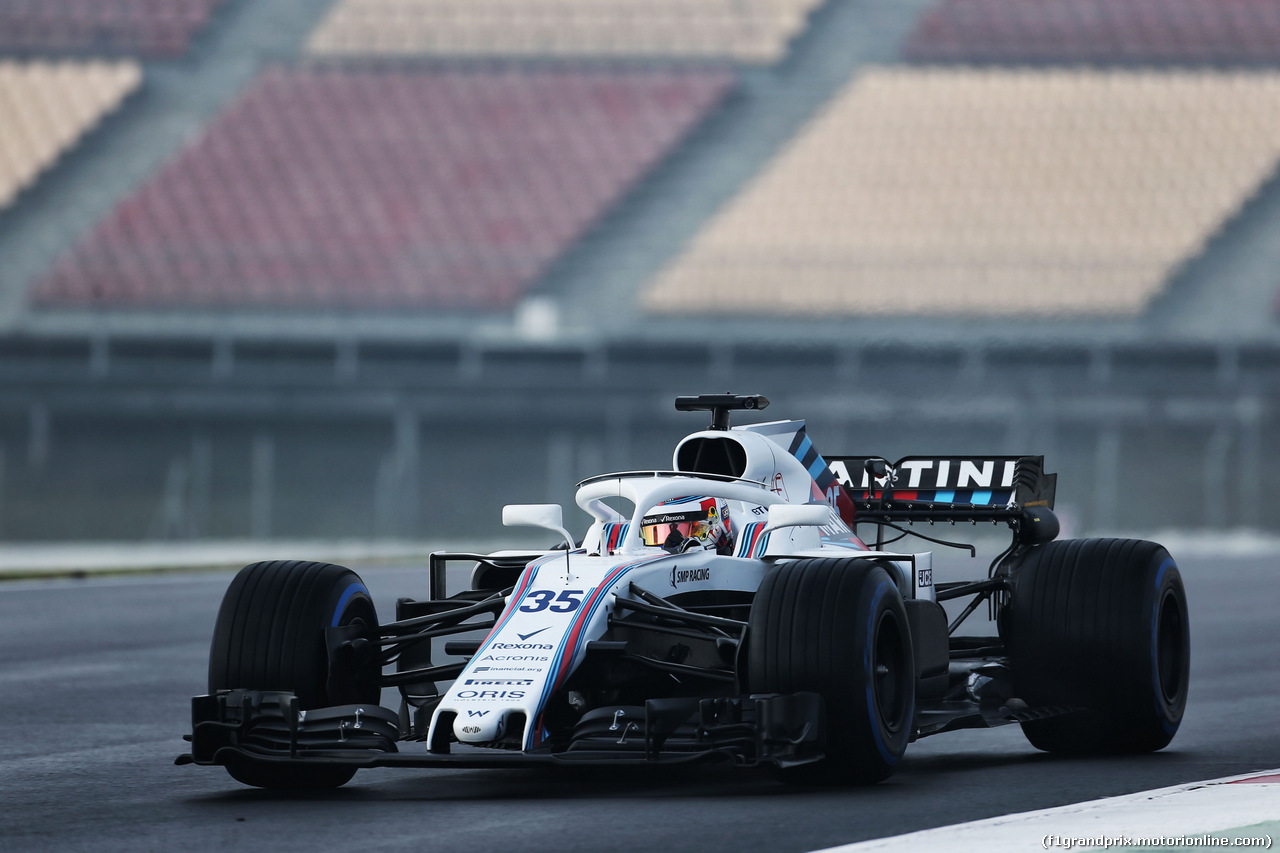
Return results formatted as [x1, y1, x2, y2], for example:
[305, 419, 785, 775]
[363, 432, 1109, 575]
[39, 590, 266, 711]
[1005, 539, 1189, 754]
[748, 558, 914, 784]
[209, 560, 380, 788]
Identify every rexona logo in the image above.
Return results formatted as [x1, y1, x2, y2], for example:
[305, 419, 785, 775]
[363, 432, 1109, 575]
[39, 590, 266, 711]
[464, 678, 534, 687]
[670, 566, 711, 588]
[456, 690, 525, 700]
[490, 642, 554, 650]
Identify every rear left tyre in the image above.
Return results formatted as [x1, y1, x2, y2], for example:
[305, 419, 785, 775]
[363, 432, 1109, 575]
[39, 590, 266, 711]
[1005, 538, 1189, 753]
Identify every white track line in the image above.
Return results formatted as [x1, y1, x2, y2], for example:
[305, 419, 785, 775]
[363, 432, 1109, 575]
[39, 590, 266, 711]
[812, 771, 1280, 853]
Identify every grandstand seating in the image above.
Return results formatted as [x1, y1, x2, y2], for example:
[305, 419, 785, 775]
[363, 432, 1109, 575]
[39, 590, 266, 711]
[0, 0, 228, 57]
[306, 0, 822, 64]
[0, 59, 142, 210]
[906, 0, 1280, 65]
[643, 67, 1280, 317]
[31, 66, 735, 310]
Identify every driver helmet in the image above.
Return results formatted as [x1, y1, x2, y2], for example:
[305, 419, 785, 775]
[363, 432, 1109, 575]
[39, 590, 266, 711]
[640, 497, 732, 555]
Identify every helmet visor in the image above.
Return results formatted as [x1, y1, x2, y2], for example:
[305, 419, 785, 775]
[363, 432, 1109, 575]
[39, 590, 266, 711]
[640, 509, 710, 546]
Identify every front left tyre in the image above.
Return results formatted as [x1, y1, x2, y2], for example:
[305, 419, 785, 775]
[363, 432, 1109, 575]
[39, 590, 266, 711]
[208, 560, 380, 788]
[747, 557, 915, 784]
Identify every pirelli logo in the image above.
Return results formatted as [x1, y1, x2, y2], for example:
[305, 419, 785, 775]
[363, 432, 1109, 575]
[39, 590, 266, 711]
[464, 678, 534, 687]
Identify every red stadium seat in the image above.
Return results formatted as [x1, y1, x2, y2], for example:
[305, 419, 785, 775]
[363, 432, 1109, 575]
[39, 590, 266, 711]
[0, 0, 229, 56]
[906, 0, 1280, 64]
[32, 65, 736, 311]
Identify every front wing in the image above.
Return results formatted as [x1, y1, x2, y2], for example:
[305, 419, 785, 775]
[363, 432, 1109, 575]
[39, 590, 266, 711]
[178, 689, 826, 771]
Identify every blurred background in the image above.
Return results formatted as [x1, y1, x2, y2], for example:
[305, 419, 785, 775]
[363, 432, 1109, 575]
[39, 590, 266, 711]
[1, 0, 1278, 547]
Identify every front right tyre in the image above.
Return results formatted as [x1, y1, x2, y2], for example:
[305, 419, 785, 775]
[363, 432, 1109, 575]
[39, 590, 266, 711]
[208, 560, 380, 788]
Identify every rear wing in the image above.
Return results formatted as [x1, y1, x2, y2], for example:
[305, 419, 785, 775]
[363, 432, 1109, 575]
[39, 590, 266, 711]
[827, 456, 1057, 510]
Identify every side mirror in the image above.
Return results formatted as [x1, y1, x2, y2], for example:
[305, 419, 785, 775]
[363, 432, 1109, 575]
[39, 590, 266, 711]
[502, 504, 574, 550]
[503, 503, 563, 530]
[764, 503, 831, 533]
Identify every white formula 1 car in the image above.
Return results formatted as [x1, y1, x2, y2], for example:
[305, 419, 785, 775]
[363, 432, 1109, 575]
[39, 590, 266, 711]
[180, 394, 1189, 788]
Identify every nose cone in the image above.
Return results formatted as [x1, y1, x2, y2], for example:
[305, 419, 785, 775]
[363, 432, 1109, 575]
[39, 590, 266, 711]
[454, 710, 505, 743]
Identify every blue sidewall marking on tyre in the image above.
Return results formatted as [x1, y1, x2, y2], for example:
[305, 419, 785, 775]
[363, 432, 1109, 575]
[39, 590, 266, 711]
[332, 582, 369, 627]
[864, 580, 899, 766]
[1151, 557, 1179, 733]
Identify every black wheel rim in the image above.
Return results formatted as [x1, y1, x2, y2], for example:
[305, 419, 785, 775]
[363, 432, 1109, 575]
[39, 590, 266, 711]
[1155, 588, 1186, 707]
[331, 598, 379, 705]
[873, 610, 909, 733]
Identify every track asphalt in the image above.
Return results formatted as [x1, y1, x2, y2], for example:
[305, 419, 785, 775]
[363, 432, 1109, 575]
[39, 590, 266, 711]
[0, 550, 1275, 852]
